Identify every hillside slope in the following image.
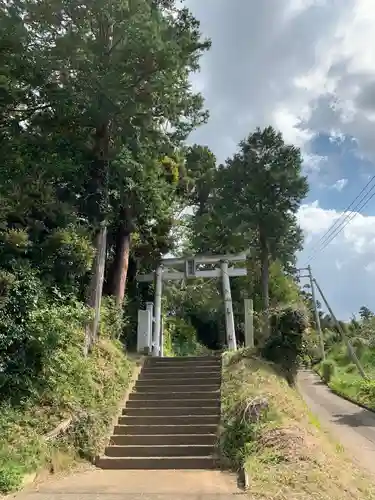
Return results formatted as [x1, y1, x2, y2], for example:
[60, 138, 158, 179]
[221, 352, 375, 500]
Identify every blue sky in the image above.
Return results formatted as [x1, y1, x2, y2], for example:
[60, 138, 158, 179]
[305, 134, 374, 213]
[186, 0, 375, 320]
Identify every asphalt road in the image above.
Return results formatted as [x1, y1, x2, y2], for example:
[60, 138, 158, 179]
[298, 370, 375, 476]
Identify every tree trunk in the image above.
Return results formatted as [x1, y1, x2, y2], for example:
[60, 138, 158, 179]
[84, 17, 112, 355]
[259, 228, 270, 339]
[85, 225, 107, 355]
[112, 225, 131, 307]
[84, 120, 110, 355]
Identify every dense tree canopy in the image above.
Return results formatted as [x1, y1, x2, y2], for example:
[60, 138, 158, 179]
[1, 0, 314, 394]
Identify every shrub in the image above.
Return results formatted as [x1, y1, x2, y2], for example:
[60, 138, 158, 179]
[357, 380, 375, 408]
[0, 268, 46, 399]
[0, 463, 24, 494]
[100, 296, 125, 340]
[351, 337, 369, 358]
[221, 357, 270, 469]
[0, 310, 131, 494]
[331, 344, 351, 367]
[321, 359, 336, 383]
[345, 363, 357, 374]
[42, 226, 95, 294]
[261, 305, 308, 386]
[163, 316, 202, 357]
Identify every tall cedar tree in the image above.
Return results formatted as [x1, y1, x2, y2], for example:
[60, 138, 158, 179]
[1, 0, 210, 348]
[214, 126, 308, 334]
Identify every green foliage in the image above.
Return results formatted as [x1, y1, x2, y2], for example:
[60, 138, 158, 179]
[0, 306, 131, 494]
[329, 343, 351, 367]
[184, 144, 216, 215]
[301, 328, 323, 366]
[357, 379, 375, 406]
[42, 227, 95, 293]
[212, 127, 308, 264]
[186, 127, 309, 346]
[316, 326, 375, 410]
[0, 268, 46, 398]
[220, 355, 275, 470]
[163, 316, 204, 356]
[0, 0, 216, 493]
[0, 462, 24, 494]
[359, 306, 374, 322]
[345, 363, 357, 374]
[163, 279, 225, 350]
[99, 296, 126, 340]
[261, 305, 308, 385]
[321, 359, 336, 383]
[221, 414, 259, 469]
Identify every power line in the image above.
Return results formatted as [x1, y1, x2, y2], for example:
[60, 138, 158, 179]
[307, 187, 375, 263]
[310, 186, 375, 261]
[306, 175, 375, 258]
[306, 176, 375, 263]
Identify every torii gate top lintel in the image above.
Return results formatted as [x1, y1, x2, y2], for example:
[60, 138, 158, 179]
[137, 251, 250, 282]
[161, 251, 249, 268]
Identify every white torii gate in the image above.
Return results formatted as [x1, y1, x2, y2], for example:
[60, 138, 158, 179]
[136, 252, 249, 355]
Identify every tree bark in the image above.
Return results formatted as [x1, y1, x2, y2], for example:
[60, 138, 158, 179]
[259, 228, 270, 339]
[84, 120, 110, 355]
[84, 16, 112, 354]
[85, 224, 107, 355]
[112, 225, 131, 307]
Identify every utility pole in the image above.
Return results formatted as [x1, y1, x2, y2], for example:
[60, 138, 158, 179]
[313, 278, 367, 379]
[307, 266, 325, 360]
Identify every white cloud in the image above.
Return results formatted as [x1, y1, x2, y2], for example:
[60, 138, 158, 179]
[186, 0, 375, 166]
[302, 1, 375, 160]
[331, 178, 348, 191]
[184, 1, 375, 317]
[302, 153, 328, 174]
[297, 202, 375, 318]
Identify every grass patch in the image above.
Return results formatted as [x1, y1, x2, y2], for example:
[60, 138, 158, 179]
[321, 359, 336, 383]
[316, 343, 375, 410]
[221, 351, 375, 500]
[0, 336, 134, 495]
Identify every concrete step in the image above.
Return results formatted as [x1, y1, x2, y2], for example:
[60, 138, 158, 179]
[122, 406, 220, 417]
[118, 415, 219, 426]
[146, 360, 221, 366]
[105, 444, 214, 458]
[147, 356, 220, 363]
[110, 434, 217, 446]
[135, 378, 221, 387]
[113, 424, 218, 435]
[140, 366, 221, 378]
[96, 456, 217, 470]
[144, 364, 221, 371]
[134, 385, 220, 393]
[126, 398, 220, 409]
[129, 391, 220, 401]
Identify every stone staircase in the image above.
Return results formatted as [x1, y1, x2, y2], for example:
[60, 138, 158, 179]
[97, 356, 222, 470]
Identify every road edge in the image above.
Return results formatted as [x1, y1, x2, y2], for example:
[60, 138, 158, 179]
[310, 368, 375, 415]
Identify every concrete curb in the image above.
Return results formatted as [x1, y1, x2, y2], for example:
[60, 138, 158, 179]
[312, 368, 375, 415]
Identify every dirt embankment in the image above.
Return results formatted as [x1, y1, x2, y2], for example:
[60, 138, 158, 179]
[221, 353, 375, 500]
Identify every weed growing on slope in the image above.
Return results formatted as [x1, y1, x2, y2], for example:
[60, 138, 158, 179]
[221, 351, 375, 500]
[0, 301, 133, 495]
